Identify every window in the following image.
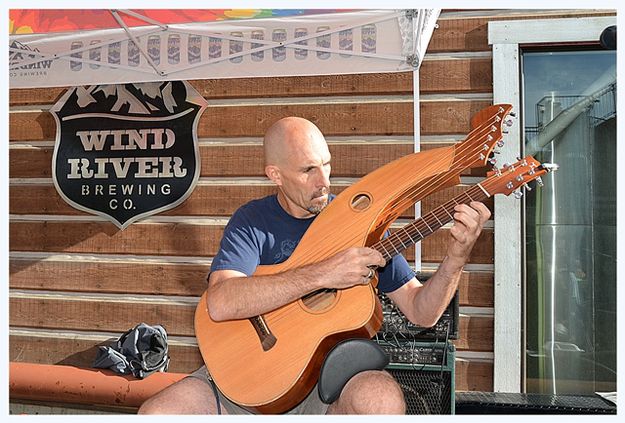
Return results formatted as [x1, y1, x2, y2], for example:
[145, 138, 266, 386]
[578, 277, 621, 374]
[522, 49, 616, 394]
[489, 15, 616, 392]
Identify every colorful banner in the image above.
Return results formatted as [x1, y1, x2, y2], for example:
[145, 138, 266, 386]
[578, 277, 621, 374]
[9, 9, 342, 34]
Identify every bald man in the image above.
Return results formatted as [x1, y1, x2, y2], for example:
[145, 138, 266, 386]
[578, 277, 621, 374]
[138, 117, 490, 415]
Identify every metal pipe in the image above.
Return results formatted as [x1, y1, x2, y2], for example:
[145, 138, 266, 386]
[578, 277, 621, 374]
[9, 362, 186, 408]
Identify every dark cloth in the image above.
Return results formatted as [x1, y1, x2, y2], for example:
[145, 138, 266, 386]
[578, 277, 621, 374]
[93, 322, 170, 379]
[210, 194, 415, 293]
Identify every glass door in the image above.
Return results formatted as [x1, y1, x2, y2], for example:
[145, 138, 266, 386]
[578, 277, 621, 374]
[522, 49, 616, 394]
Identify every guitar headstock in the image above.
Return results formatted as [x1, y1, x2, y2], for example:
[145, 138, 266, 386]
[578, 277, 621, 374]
[482, 155, 558, 198]
[461, 104, 516, 169]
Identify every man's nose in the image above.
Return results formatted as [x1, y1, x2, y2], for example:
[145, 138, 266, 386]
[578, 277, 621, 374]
[318, 166, 331, 188]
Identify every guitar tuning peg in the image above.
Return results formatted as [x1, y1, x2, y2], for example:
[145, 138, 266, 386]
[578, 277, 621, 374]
[513, 190, 523, 199]
[509, 112, 517, 118]
[488, 157, 497, 166]
[541, 163, 559, 173]
[504, 119, 514, 127]
[502, 127, 509, 134]
[536, 176, 544, 187]
[497, 140, 505, 148]
[524, 183, 532, 192]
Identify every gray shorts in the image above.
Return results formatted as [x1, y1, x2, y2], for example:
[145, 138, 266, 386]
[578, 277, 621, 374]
[189, 366, 329, 415]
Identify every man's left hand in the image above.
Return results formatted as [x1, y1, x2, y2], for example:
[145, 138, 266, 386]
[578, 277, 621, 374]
[447, 201, 491, 262]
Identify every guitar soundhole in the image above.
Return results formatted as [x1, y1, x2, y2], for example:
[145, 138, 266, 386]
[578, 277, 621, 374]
[301, 289, 338, 312]
[351, 193, 372, 211]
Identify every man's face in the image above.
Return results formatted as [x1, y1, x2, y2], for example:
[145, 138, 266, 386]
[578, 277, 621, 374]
[274, 133, 332, 218]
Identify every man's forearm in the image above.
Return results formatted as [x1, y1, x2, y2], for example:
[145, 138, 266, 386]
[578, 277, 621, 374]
[206, 266, 322, 321]
[206, 247, 386, 321]
[411, 255, 464, 327]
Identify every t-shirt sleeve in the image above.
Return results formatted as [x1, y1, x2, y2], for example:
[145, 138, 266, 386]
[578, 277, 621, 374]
[375, 230, 416, 293]
[376, 253, 416, 293]
[210, 207, 262, 276]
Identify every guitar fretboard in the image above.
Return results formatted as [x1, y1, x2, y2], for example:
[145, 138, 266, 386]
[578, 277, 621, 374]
[373, 183, 490, 262]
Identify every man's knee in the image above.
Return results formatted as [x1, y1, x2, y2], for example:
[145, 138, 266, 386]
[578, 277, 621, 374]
[332, 370, 405, 414]
[138, 394, 167, 414]
[138, 376, 219, 415]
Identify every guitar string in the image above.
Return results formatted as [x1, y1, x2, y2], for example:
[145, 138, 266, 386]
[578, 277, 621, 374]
[292, 108, 506, 266]
[280, 109, 506, 270]
[266, 108, 508, 322]
[375, 184, 488, 260]
[373, 148, 521, 255]
[379, 161, 536, 259]
[243, 184, 492, 334]
[265, 107, 511, 321]
[377, 175, 506, 253]
[372, 112, 503, 230]
[356, 108, 502, 237]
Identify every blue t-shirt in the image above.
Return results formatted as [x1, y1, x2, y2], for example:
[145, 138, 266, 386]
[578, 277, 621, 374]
[211, 194, 415, 293]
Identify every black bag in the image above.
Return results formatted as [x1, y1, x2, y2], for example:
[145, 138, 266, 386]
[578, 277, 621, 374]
[93, 322, 170, 379]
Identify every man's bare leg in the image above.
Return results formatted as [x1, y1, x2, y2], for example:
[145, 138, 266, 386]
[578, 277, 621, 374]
[326, 370, 406, 414]
[138, 377, 224, 414]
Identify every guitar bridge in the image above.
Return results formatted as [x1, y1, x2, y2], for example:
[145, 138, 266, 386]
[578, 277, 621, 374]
[249, 315, 277, 351]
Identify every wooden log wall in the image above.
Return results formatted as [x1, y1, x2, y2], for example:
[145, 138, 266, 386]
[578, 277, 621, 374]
[9, 9, 614, 405]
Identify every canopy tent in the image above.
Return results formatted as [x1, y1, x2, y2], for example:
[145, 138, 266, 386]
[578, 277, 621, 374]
[9, 8, 440, 267]
[9, 9, 440, 88]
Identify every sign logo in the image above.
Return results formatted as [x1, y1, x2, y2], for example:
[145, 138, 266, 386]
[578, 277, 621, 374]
[50, 81, 207, 229]
[9, 40, 53, 79]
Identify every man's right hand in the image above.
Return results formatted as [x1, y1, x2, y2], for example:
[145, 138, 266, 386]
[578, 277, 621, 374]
[314, 247, 386, 290]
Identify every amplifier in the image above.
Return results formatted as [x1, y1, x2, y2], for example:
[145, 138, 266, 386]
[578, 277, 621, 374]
[377, 341, 456, 414]
[375, 340, 449, 366]
[378, 288, 459, 340]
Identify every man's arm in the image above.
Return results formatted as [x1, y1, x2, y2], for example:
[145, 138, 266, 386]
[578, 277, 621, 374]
[206, 247, 386, 321]
[386, 201, 491, 327]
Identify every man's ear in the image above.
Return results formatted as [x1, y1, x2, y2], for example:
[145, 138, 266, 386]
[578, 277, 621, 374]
[265, 165, 282, 186]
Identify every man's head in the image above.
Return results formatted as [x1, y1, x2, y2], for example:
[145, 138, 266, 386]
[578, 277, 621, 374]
[264, 117, 332, 218]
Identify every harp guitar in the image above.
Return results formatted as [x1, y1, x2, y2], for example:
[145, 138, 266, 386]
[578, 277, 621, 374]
[195, 105, 517, 413]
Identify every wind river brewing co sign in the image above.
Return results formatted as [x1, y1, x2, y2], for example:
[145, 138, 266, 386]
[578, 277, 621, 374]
[50, 81, 207, 229]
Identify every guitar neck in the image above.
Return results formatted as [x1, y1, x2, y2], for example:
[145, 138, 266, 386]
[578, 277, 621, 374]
[373, 183, 490, 262]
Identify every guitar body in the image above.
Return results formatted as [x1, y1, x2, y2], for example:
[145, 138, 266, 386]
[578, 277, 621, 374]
[195, 279, 381, 414]
[195, 104, 515, 413]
